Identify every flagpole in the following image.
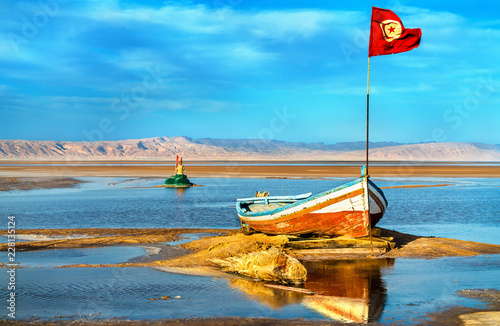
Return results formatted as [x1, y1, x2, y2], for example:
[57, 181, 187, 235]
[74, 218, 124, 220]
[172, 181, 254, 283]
[366, 55, 374, 256]
[364, 6, 421, 257]
[366, 56, 370, 175]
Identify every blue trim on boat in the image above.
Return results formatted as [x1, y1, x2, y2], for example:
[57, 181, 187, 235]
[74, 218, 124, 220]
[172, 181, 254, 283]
[237, 177, 364, 218]
[367, 179, 388, 207]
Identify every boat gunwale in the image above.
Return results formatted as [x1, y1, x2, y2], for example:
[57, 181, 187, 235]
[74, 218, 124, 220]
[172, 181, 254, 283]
[236, 192, 313, 204]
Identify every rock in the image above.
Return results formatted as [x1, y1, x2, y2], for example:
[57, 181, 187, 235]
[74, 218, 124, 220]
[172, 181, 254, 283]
[459, 312, 500, 325]
[210, 247, 307, 284]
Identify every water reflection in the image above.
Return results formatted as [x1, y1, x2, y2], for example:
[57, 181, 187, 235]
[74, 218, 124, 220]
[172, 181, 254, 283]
[228, 278, 304, 309]
[228, 258, 394, 323]
[303, 259, 394, 323]
[174, 187, 188, 197]
[161, 186, 189, 197]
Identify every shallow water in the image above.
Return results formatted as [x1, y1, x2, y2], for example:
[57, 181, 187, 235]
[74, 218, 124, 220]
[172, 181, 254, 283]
[1, 177, 499, 244]
[0, 255, 498, 323]
[164, 232, 219, 246]
[0, 177, 499, 323]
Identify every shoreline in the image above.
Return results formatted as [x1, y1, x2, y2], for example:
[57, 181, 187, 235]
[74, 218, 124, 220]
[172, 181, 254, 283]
[0, 163, 499, 178]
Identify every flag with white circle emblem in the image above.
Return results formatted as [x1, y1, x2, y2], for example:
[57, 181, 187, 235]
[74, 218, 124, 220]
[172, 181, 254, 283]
[369, 7, 421, 57]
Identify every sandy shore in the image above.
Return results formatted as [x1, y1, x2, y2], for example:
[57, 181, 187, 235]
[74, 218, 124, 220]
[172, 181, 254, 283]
[0, 161, 499, 178]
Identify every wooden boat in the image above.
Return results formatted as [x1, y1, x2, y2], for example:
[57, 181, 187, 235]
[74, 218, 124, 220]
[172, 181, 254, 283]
[236, 167, 387, 238]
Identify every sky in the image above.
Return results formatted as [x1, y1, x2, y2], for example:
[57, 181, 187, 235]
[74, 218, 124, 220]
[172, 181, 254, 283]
[1, 0, 499, 144]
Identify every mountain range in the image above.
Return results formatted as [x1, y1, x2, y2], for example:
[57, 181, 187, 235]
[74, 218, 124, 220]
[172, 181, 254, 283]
[0, 137, 499, 161]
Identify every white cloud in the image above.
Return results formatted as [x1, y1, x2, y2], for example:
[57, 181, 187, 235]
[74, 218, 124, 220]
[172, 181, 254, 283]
[85, 4, 360, 43]
[244, 10, 336, 42]
[91, 4, 224, 34]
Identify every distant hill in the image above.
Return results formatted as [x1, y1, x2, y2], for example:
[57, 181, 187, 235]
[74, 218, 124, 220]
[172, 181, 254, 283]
[0, 137, 499, 161]
[195, 139, 403, 152]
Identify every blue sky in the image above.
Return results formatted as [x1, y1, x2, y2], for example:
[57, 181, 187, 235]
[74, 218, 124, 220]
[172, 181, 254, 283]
[1, 0, 499, 144]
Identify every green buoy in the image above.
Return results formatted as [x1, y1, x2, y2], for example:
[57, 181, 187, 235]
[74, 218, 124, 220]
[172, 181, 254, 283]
[164, 156, 193, 188]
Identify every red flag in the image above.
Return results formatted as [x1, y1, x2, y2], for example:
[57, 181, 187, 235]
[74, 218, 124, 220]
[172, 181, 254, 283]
[369, 7, 421, 57]
[175, 155, 179, 168]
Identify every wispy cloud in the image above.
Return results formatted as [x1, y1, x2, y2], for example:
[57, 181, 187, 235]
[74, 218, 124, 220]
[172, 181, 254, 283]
[152, 98, 237, 112]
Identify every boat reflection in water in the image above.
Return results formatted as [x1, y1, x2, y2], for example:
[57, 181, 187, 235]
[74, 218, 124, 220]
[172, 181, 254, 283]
[228, 258, 394, 323]
[302, 259, 394, 323]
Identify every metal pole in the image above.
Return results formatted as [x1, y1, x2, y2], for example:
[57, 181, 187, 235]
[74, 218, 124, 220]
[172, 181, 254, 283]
[366, 56, 373, 255]
[364, 176, 374, 256]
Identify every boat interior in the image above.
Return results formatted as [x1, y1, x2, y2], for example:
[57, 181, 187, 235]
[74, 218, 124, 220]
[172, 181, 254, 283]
[239, 202, 290, 213]
[237, 192, 312, 214]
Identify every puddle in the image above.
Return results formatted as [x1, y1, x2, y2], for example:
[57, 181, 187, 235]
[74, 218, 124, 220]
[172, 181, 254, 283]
[165, 232, 219, 246]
